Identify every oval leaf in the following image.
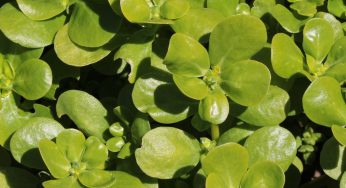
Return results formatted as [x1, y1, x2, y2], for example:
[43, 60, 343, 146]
[271, 33, 305, 79]
[332, 125, 346, 146]
[78, 170, 114, 188]
[209, 15, 267, 65]
[12, 59, 52, 100]
[241, 161, 285, 188]
[56, 129, 86, 163]
[0, 2, 65, 48]
[198, 89, 229, 125]
[135, 127, 200, 179]
[302, 76, 346, 126]
[202, 143, 248, 188]
[173, 75, 209, 100]
[16, 0, 67, 20]
[56, 90, 110, 142]
[244, 126, 297, 171]
[81, 136, 108, 169]
[164, 33, 210, 77]
[220, 59, 271, 106]
[10, 117, 64, 169]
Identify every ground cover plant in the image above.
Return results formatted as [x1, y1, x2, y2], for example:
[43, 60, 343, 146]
[0, 0, 346, 187]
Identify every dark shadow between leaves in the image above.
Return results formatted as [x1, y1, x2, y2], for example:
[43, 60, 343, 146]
[21, 148, 46, 169]
[173, 165, 196, 179]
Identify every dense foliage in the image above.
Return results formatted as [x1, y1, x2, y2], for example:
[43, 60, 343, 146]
[0, 0, 346, 187]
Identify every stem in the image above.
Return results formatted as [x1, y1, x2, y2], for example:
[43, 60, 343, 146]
[211, 124, 220, 141]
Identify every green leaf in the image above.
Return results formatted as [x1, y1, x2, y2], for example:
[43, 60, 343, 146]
[230, 86, 289, 127]
[244, 126, 297, 171]
[251, 0, 276, 17]
[302, 77, 346, 126]
[120, 0, 151, 23]
[81, 136, 108, 169]
[320, 137, 346, 180]
[0, 167, 40, 188]
[38, 139, 71, 179]
[270, 4, 306, 33]
[56, 129, 86, 163]
[160, 0, 190, 19]
[220, 60, 271, 106]
[132, 72, 196, 124]
[207, 0, 239, 17]
[0, 31, 43, 69]
[43, 176, 84, 188]
[68, 1, 122, 47]
[324, 63, 346, 82]
[341, 171, 346, 188]
[10, 117, 64, 169]
[135, 127, 200, 179]
[202, 143, 248, 188]
[131, 114, 151, 146]
[198, 89, 229, 124]
[78, 170, 115, 187]
[106, 137, 125, 152]
[325, 36, 346, 66]
[209, 15, 267, 65]
[290, 1, 316, 17]
[0, 2, 66, 48]
[205, 173, 226, 188]
[171, 8, 225, 43]
[218, 121, 259, 145]
[109, 171, 145, 188]
[16, 0, 67, 20]
[271, 33, 305, 79]
[0, 94, 32, 148]
[114, 28, 154, 83]
[12, 59, 52, 100]
[332, 125, 346, 146]
[164, 33, 210, 77]
[327, 0, 346, 19]
[315, 12, 344, 41]
[54, 24, 120, 67]
[303, 18, 334, 63]
[173, 75, 208, 100]
[56, 90, 111, 142]
[241, 161, 285, 188]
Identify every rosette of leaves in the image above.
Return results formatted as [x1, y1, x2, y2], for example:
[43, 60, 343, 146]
[38, 128, 144, 188]
[159, 14, 286, 131]
[202, 126, 296, 188]
[271, 18, 346, 127]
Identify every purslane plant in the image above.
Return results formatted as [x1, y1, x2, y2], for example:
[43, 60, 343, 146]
[0, 0, 346, 188]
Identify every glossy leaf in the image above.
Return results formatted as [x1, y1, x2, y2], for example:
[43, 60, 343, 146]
[10, 117, 64, 169]
[0, 94, 32, 148]
[171, 8, 225, 43]
[0, 2, 66, 48]
[135, 127, 200, 179]
[173, 75, 208, 100]
[0, 167, 40, 188]
[68, 1, 122, 47]
[220, 60, 271, 106]
[303, 18, 334, 63]
[12, 59, 52, 100]
[325, 36, 346, 66]
[324, 63, 346, 82]
[16, 0, 67, 20]
[106, 137, 125, 152]
[43, 176, 84, 188]
[327, 0, 346, 19]
[290, 1, 316, 17]
[38, 139, 71, 178]
[164, 33, 210, 77]
[120, 0, 150, 23]
[302, 77, 346, 126]
[315, 12, 344, 41]
[332, 125, 346, 146]
[320, 137, 346, 180]
[54, 25, 118, 67]
[132, 72, 196, 124]
[78, 170, 114, 187]
[202, 143, 248, 188]
[131, 114, 151, 146]
[209, 15, 267, 65]
[198, 89, 229, 124]
[109, 171, 145, 188]
[81, 136, 108, 169]
[230, 86, 289, 127]
[56, 129, 86, 163]
[270, 4, 306, 33]
[56, 90, 110, 142]
[207, 0, 238, 17]
[271, 33, 305, 79]
[244, 126, 297, 171]
[241, 161, 285, 188]
[205, 173, 226, 188]
[218, 121, 258, 145]
[0, 31, 43, 69]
